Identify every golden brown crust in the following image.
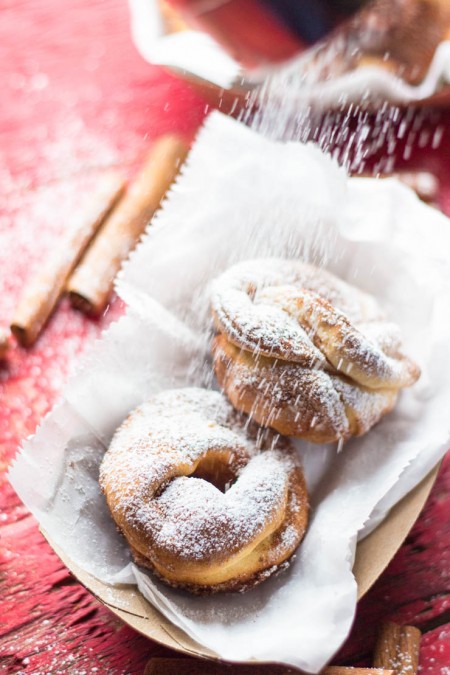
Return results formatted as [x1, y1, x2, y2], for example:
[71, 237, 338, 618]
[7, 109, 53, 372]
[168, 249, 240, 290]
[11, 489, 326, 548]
[213, 335, 399, 444]
[131, 545, 295, 595]
[100, 388, 309, 594]
[211, 259, 419, 444]
[260, 285, 420, 390]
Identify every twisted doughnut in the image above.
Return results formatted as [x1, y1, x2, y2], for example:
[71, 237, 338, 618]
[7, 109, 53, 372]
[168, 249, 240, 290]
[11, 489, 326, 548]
[211, 259, 420, 444]
[100, 388, 308, 593]
[213, 335, 398, 444]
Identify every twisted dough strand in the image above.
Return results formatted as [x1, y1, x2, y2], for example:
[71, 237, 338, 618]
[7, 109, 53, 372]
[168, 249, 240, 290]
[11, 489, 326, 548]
[211, 259, 420, 443]
[259, 285, 420, 389]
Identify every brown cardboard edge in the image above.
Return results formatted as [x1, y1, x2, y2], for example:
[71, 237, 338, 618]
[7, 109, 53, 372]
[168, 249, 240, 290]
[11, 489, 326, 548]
[354, 463, 440, 598]
[41, 533, 216, 659]
[41, 463, 440, 664]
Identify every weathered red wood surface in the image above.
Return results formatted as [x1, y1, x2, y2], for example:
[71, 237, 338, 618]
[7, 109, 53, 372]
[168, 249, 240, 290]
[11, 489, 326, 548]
[0, 0, 450, 673]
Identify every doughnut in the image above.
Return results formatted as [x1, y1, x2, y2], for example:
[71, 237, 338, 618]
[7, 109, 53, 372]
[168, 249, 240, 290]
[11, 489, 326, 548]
[211, 259, 420, 444]
[100, 388, 309, 594]
[213, 334, 399, 444]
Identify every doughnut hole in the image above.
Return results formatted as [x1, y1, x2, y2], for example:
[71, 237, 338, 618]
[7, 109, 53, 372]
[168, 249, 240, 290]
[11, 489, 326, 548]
[191, 449, 241, 493]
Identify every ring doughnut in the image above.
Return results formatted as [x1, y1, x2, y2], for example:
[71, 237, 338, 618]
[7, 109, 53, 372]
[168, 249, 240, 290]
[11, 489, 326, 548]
[100, 388, 309, 594]
[211, 259, 420, 443]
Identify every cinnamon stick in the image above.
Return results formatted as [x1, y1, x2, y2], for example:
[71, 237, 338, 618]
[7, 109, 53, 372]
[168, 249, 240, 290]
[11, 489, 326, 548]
[67, 135, 189, 316]
[373, 622, 421, 674]
[10, 172, 125, 346]
[0, 329, 11, 358]
[326, 669, 394, 675]
[144, 658, 394, 675]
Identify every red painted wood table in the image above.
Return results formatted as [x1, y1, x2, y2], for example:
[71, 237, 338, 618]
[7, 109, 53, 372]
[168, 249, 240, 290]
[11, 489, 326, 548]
[1, 1, 450, 673]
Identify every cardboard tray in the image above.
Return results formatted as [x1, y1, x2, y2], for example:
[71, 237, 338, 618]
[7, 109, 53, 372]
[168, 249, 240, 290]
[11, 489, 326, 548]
[41, 463, 440, 666]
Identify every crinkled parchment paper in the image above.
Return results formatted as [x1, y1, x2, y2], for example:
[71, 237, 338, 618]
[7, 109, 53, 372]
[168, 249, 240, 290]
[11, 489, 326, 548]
[10, 112, 450, 672]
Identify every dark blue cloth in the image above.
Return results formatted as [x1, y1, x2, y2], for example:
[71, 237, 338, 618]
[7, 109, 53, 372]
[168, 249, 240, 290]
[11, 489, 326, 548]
[259, 0, 368, 43]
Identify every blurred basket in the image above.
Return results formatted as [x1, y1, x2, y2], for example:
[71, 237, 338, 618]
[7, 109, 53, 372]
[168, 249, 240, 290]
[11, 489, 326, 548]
[129, 0, 450, 110]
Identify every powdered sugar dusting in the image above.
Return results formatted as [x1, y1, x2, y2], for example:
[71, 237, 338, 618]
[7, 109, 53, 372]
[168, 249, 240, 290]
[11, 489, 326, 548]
[274, 286, 420, 389]
[211, 259, 420, 442]
[149, 452, 290, 562]
[100, 388, 305, 573]
[211, 258, 383, 366]
[100, 388, 249, 507]
[217, 343, 349, 440]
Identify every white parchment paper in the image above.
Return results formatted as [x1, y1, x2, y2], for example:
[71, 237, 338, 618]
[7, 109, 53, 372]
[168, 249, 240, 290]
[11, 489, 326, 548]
[10, 112, 450, 672]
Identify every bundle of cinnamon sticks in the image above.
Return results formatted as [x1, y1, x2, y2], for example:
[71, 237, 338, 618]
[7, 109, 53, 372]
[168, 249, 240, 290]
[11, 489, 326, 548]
[4, 134, 188, 354]
[143, 622, 421, 675]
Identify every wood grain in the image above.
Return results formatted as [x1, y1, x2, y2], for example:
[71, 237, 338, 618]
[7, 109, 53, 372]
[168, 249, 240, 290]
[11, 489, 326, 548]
[373, 623, 421, 674]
